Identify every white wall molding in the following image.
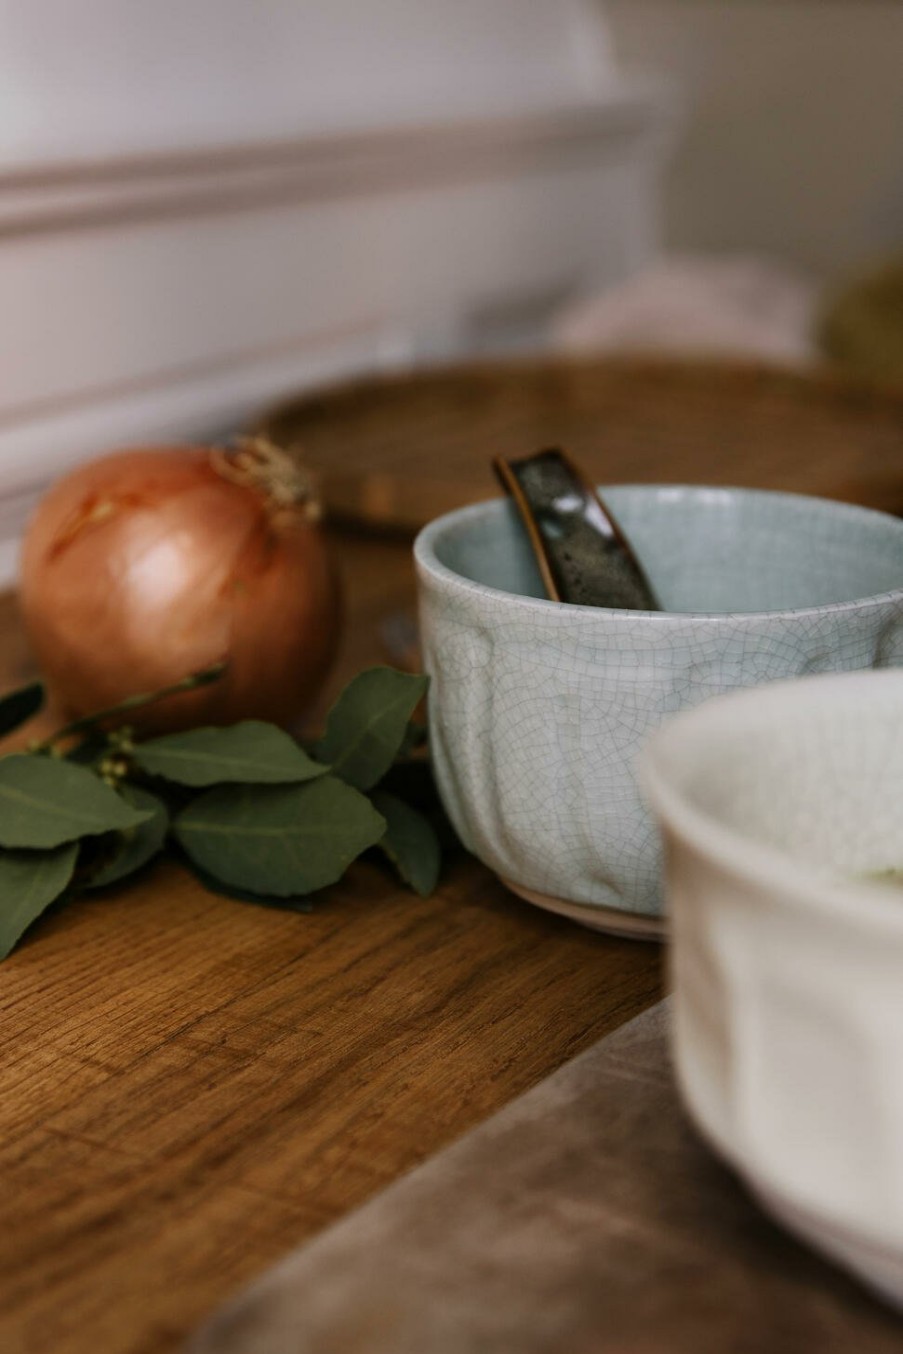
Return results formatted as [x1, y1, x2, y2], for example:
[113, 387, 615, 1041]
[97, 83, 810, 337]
[0, 96, 663, 242]
[0, 2, 670, 586]
[0, 322, 394, 479]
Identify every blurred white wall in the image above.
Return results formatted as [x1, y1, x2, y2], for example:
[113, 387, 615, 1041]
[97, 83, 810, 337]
[0, 0, 618, 164]
[602, 0, 903, 278]
[0, 0, 669, 582]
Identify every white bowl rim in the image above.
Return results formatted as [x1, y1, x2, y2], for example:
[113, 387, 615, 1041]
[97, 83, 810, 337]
[639, 668, 903, 934]
[413, 483, 903, 623]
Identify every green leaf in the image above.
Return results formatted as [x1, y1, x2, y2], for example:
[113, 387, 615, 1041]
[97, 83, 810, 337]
[379, 760, 462, 850]
[0, 756, 152, 849]
[315, 667, 429, 791]
[186, 863, 315, 913]
[0, 681, 44, 739]
[174, 775, 386, 896]
[87, 787, 170, 889]
[398, 719, 428, 758]
[0, 842, 78, 958]
[371, 790, 441, 897]
[133, 721, 328, 788]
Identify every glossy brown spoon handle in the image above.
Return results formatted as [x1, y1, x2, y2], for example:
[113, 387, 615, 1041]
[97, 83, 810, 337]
[493, 448, 659, 610]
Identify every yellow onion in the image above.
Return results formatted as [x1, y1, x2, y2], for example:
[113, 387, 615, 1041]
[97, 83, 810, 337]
[19, 440, 341, 734]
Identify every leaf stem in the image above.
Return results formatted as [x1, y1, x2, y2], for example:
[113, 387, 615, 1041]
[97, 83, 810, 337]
[33, 662, 227, 752]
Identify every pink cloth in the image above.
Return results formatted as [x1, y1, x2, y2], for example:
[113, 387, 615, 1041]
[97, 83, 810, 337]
[553, 255, 817, 366]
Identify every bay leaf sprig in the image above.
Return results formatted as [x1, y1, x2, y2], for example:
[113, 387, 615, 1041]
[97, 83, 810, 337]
[0, 665, 439, 960]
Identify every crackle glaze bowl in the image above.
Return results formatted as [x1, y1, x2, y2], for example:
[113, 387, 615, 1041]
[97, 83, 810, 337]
[414, 486, 903, 938]
[640, 668, 903, 1308]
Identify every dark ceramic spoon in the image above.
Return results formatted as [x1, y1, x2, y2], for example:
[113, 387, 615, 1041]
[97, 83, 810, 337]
[493, 448, 660, 611]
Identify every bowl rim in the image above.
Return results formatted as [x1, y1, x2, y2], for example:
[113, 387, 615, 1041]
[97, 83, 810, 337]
[639, 668, 903, 934]
[413, 483, 903, 623]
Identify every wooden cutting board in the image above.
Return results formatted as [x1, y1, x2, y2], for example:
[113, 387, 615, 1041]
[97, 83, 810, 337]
[252, 356, 903, 532]
[185, 1003, 902, 1354]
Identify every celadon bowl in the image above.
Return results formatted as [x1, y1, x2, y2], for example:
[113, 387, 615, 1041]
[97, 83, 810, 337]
[640, 668, 903, 1308]
[414, 486, 903, 938]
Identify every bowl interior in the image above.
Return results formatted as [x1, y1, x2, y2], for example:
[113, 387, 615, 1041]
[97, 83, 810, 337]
[430, 486, 903, 613]
[653, 674, 903, 880]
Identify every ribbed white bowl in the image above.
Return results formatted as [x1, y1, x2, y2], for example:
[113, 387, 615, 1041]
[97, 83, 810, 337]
[641, 669, 903, 1308]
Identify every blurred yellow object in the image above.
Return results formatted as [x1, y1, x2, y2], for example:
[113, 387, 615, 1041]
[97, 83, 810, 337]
[820, 255, 903, 387]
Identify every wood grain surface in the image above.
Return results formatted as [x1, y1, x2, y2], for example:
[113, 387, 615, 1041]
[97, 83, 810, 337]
[11, 351, 902, 1354]
[0, 529, 663, 1354]
[188, 1004, 903, 1354]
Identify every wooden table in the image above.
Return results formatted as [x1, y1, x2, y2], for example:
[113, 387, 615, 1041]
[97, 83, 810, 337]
[0, 528, 663, 1354]
[187, 1003, 903, 1354]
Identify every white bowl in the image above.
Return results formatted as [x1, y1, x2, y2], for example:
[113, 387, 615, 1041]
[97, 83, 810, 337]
[640, 669, 903, 1308]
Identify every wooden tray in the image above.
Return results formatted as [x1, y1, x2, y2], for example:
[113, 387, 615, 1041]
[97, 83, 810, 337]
[253, 355, 903, 531]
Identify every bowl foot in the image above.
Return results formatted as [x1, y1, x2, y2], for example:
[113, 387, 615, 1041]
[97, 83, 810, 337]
[498, 877, 665, 941]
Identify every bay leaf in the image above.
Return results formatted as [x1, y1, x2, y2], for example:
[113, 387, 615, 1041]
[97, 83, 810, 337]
[0, 841, 79, 958]
[378, 760, 461, 850]
[174, 775, 386, 896]
[0, 755, 152, 849]
[87, 787, 170, 889]
[315, 668, 428, 791]
[398, 719, 428, 758]
[371, 790, 441, 898]
[134, 721, 327, 788]
[187, 863, 315, 913]
[0, 681, 44, 739]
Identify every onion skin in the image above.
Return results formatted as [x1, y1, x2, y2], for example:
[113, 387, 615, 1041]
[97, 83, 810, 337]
[19, 445, 342, 734]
